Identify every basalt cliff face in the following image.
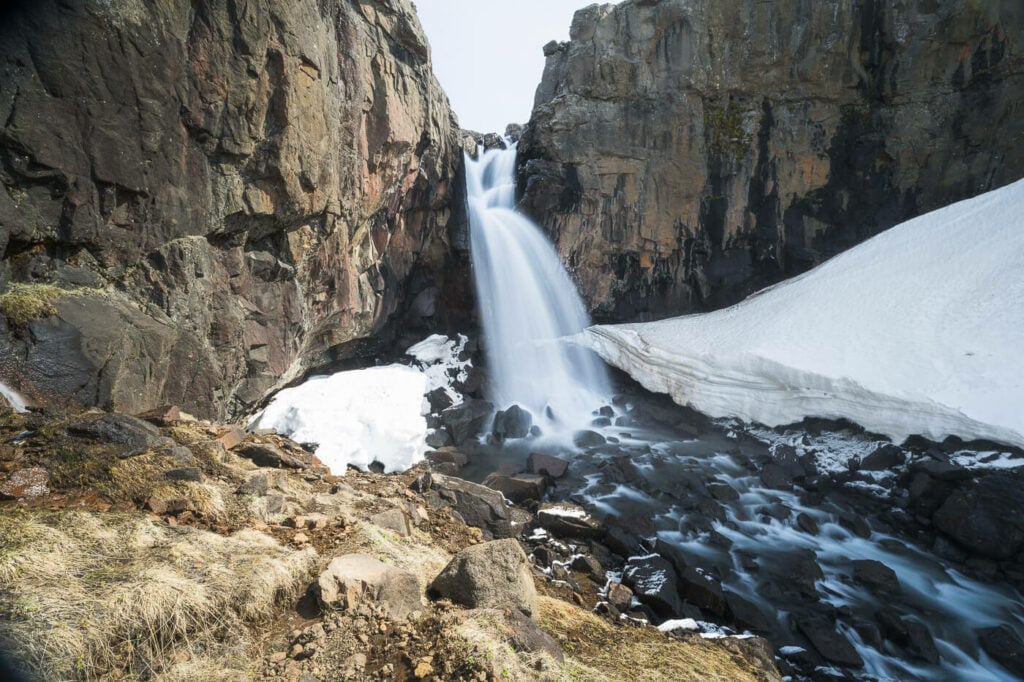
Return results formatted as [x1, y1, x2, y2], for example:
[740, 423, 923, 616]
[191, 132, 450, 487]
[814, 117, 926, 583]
[0, 0, 468, 419]
[518, 0, 1024, 321]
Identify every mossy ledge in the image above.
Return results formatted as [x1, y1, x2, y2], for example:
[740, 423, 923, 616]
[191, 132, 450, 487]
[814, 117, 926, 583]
[0, 284, 91, 328]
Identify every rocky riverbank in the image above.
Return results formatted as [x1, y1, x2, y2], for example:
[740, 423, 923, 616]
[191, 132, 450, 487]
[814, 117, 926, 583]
[0, 402, 780, 681]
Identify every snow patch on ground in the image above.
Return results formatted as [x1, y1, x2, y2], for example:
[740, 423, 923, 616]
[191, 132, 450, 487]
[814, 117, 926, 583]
[658, 618, 699, 633]
[406, 334, 471, 407]
[582, 180, 1024, 449]
[249, 365, 428, 475]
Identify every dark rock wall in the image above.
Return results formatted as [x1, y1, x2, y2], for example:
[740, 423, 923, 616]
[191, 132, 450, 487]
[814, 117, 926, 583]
[518, 0, 1024, 322]
[0, 0, 470, 418]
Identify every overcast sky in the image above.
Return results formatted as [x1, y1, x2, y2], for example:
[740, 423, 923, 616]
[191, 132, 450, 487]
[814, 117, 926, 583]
[413, 0, 589, 134]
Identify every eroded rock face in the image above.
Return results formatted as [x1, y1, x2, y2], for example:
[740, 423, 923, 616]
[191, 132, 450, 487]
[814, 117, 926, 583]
[0, 0, 469, 419]
[518, 0, 1024, 321]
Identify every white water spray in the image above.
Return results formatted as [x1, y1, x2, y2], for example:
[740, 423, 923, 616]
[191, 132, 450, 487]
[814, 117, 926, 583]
[466, 143, 610, 429]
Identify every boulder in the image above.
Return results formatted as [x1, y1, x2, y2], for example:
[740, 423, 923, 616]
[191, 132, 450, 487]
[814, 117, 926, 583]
[852, 560, 900, 594]
[573, 430, 606, 448]
[369, 509, 412, 537]
[724, 591, 772, 633]
[527, 452, 569, 479]
[234, 442, 311, 469]
[483, 473, 547, 504]
[606, 582, 634, 611]
[316, 554, 422, 620]
[759, 463, 793, 490]
[933, 473, 1024, 559]
[440, 400, 494, 445]
[503, 609, 564, 661]
[67, 413, 168, 457]
[978, 625, 1024, 677]
[536, 503, 603, 540]
[678, 567, 725, 615]
[424, 473, 513, 539]
[860, 444, 905, 471]
[796, 615, 864, 668]
[429, 539, 537, 616]
[622, 554, 682, 618]
[492, 405, 532, 441]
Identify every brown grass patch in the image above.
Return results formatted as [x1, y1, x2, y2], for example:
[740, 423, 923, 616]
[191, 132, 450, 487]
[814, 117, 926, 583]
[0, 510, 316, 681]
[535, 597, 779, 681]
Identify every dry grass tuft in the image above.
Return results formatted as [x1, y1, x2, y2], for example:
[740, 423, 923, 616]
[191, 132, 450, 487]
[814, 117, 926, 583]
[536, 597, 779, 682]
[0, 510, 316, 681]
[0, 283, 88, 327]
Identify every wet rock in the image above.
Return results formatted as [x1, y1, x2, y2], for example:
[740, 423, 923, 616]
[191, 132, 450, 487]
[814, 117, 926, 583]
[933, 473, 1024, 560]
[604, 525, 644, 558]
[852, 560, 899, 594]
[425, 387, 454, 414]
[425, 429, 453, 449]
[678, 567, 725, 615]
[526, 452, 569, 479]
[708, 482, 739, 502]
[796, 513, 819, 535]
[67, 413, 168, 457]
[860, 444, 905, 471]
[235, 442, 311, 469]
[0, 467, 48, 499]
[759, 464, 793, 490]
[573, 430, 606, 448]
[492, 405, 532, 441]
[536, 503, 603, 540]
[623, 554, 681, 618]
[423, 473, 513, 539]
[838, 511, 872, 539]
[769, 444, 807, 479]
[904, 619, 940, 664]
[440, 400, 494, 446]
[606, 582, 634, 611]
[796, 615, 863, 668]
[316, 554, 422, 620]
[430, 539, 537, 616]
[570, 554, 606, 582]
[978, 625, 1024, 677]
[483, 473, 547, 504]
[590, 417, 612, 427]
[724, 591, 772, 633]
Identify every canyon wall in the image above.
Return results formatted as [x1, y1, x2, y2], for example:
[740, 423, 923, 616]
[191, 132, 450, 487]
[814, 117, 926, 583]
[518, 0, 1024, 321]
[0, 0, 469, 419]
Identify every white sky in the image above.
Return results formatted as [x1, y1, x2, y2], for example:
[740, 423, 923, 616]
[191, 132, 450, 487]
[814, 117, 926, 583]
[413, 0, 589, 133]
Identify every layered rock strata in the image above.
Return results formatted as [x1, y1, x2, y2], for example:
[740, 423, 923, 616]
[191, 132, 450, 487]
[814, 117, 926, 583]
[518, 0, 1024, 320]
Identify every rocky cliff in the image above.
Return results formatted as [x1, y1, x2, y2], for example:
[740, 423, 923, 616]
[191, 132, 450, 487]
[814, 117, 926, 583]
[518, 0, 1024, 321]
[0, 0, 468, 419]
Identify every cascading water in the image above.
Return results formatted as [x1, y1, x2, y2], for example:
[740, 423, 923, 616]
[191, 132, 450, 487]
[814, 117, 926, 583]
[466, 143, 611, 429]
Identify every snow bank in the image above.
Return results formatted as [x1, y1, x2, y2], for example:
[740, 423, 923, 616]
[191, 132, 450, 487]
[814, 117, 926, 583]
[583, 179, 1024, 448]
[249, 365, 428, 475]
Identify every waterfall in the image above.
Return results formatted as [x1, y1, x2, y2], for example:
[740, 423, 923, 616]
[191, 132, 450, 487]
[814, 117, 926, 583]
[466, 142, 611, 430]
[0, 380, 28, 413]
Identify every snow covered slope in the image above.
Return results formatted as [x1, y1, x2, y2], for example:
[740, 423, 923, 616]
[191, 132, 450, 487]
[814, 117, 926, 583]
[583, 179, 1024, 448]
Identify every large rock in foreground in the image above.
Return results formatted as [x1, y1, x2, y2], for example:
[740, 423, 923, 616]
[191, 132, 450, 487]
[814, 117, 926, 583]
[0, 0, 467, 420]
[429, 539, 538, 616]
[518, 0, 1023, 321]
[316, 554, 422, 620]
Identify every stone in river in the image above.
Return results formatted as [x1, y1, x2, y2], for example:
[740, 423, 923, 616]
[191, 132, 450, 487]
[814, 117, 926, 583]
[622, 554, 682, 618]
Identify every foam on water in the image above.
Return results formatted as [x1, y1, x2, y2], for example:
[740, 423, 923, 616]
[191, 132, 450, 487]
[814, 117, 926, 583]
[466, 142, 611, 430]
